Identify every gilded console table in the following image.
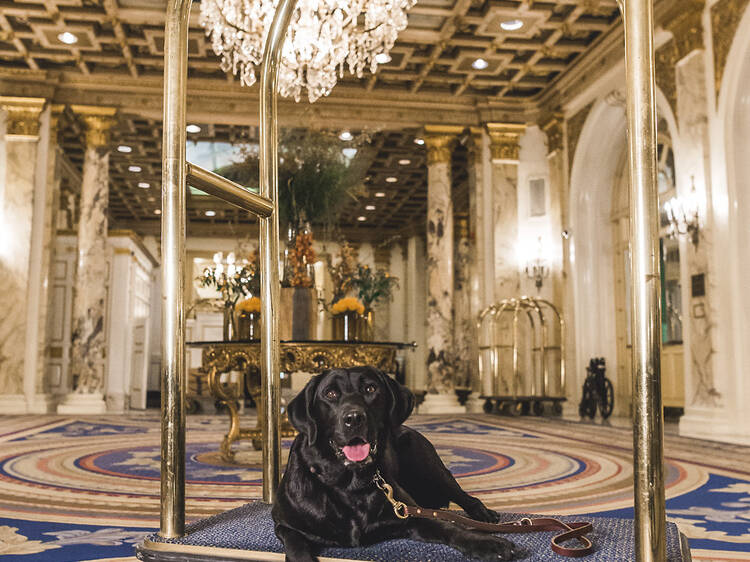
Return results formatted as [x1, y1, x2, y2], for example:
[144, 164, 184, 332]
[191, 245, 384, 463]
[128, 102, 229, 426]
[188, 340, 414, 461]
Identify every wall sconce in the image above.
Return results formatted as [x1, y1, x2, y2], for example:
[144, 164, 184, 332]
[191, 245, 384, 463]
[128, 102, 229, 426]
[524, 236, 550, 290]
[664, 177, 700, 246]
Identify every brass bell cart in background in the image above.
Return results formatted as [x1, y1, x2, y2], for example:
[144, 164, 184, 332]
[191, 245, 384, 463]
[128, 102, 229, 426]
[477, 296, 566, 416]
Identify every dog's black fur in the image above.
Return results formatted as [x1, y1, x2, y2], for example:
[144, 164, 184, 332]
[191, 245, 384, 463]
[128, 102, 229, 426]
[272, 366, 517, 562]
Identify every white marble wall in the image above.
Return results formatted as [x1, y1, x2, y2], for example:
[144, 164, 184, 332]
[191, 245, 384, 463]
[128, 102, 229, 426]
[425, 158, 455, 393]
[69, 146, 110, 395]
[0, 133, 36, 397]
[492, 162, 520, 300]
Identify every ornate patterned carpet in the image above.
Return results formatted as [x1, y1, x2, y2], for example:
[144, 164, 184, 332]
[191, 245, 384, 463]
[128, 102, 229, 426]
[0, 413, 748, 561]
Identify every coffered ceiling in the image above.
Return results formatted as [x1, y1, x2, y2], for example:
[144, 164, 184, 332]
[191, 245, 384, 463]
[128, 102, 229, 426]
[3, 0, 622, 240]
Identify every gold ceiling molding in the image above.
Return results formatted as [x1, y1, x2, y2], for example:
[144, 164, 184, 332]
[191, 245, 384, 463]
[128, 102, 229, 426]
[566, 102, 594, 175]
[0, 96, 45, 138]
[711, 0, 750, 101]
[662, 0, 705, 60]
[71, 105, 117, 148]
[655, 40, 679, 124]
[423, 125, 464, 165]
[486, 123, 526, 163]
[540, 112, 565, 157]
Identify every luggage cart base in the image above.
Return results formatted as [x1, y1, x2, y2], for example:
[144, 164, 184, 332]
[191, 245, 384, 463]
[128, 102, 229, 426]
[480, 395, 566, 417]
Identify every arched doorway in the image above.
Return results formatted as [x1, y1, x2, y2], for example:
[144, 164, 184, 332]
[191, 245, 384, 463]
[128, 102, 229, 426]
[569, 96, 684, 417]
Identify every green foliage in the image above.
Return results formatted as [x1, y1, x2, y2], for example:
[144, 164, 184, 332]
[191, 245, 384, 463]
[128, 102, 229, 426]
[352, 264, 399, 311]
[216, 130, 367, 230]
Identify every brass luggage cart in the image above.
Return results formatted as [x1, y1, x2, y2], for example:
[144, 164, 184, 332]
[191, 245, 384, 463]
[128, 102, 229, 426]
[477, 296, 565, 416]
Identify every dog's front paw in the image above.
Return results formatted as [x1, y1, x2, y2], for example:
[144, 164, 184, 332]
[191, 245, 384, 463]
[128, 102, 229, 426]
[464, 535, 518, 561]
[465, 498, 501, 523]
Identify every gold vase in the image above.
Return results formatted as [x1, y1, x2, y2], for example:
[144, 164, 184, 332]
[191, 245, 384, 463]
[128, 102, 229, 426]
[360, 310, 374, 341]
[332, 311, 360, 341]
[237, 311, 259, 340]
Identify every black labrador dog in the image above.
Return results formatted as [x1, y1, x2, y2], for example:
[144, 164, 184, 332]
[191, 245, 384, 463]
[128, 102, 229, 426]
[272, 366, 517, 561]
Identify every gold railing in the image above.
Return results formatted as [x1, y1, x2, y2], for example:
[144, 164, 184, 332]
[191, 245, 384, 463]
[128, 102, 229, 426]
[159, 0, 297, 539]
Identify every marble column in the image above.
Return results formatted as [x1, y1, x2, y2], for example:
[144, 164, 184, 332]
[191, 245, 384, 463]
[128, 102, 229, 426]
[453, 216, 473, 390]
[58, 106, 116, 414]
[420, 126, 465, 414]
[0, 97, 45, 413]
[487, 123, 525, 302]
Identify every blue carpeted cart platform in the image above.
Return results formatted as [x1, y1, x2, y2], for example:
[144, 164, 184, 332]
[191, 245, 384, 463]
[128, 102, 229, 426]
[136, 501, 691, 561]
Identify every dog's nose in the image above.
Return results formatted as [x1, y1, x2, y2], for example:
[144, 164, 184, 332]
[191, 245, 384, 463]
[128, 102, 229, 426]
[343, 409, 365, 428]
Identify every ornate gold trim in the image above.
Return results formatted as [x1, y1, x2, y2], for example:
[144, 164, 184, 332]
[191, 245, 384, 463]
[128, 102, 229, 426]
[655, 39, 678, 123]
[662, 0, 705, 60]
[540, 112, 564, 156]
[70, 105, 117, 148]
[711, 0, 750, 101]
[566, 103, 594, 175]
[485, 123, 526, 163]
[0, 96, 45, 138]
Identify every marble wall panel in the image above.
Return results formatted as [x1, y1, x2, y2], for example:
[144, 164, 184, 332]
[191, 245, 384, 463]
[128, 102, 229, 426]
[0, 140, 36, 395]
[493, 163, 520, 300]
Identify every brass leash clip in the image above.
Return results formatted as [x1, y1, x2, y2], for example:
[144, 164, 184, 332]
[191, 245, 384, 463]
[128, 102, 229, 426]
[374, 470, 409, 520]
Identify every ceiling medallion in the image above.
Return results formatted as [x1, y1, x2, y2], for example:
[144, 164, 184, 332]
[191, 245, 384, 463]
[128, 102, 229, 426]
[200, 0, 416, 103]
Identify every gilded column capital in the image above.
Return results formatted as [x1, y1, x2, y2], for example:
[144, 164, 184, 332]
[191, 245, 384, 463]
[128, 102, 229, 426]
[663, 0, 705, 60]
[423, 125, 464, 165]
[49, 104, 65, 141]
[486, 122, 526, 163]
[71, 105, 117, 148]
[540, 112, 564, 157]
[0, 96, 46, 139]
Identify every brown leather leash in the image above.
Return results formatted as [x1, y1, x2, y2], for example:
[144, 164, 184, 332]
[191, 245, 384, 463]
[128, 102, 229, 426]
[374, 470, 594, 558]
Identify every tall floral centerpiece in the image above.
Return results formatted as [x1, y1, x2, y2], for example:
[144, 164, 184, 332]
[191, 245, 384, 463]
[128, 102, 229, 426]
[197, 251, 259, 340]
[330, 297, 365, 341]
[217, 131, 369, 340]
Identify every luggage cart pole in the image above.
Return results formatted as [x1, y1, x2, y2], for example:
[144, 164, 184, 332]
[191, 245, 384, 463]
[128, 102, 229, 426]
[160, 0, 191, 538]
[622, 0, 666, 559]
[259, 0, 297, 504]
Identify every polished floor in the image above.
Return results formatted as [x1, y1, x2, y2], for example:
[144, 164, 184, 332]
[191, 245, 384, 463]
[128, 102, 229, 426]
[0, 413, 748, 561]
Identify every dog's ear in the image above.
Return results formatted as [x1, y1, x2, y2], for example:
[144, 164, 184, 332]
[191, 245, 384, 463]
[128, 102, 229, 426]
[287, 373, 323, 446]
[377, 369, 414, 427]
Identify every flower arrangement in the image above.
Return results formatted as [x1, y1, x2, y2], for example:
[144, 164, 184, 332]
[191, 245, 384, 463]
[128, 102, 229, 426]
[352, 264, 399, 312]
[237, 296, 261, 314]
[331, 297, 365, 316]
[325, 241, 358, 302]
[196, 251, 259, 307]
[285, 223, 316, 288]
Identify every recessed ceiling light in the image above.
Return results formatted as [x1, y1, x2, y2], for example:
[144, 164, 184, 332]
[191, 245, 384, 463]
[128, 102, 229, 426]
[342, 147, 358, 159]
[154, 209, 162, 215]
[385, 176, 398, 183]
[138, 182, 150, 189]
[128, 165, 142, 173]
[414, 137, 425, 145]
[375, 52, 392, 64]
[398, 159, 411, 165]
[365, 205, 376, 211]
[339, 130, 353, 141]
[375, 192, 386, 198]
[186, 124, 201, 133]
[147, 196, 156, 202]
[205, 210, 216, 217]
[500, 19, 524, 31]
[472, 57, 489, 70]
[357, 216, 367, 222]
[57, 31, 78, 45]
[117, 145, 132, 153]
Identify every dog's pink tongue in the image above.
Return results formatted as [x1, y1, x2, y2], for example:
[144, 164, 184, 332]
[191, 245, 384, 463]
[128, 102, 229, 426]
[342, 442, 370, 462]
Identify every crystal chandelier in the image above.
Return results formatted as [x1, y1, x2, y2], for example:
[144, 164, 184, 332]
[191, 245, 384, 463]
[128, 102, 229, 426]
[200, 0, 416, 103]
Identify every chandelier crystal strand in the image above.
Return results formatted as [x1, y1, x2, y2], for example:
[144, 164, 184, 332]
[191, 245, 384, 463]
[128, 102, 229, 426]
[200, 0, 416, 103]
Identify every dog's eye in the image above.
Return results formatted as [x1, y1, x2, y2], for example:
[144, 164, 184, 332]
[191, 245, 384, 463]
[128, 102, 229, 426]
[364, 383, 377, 394]
[325, 388, 339, 400]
